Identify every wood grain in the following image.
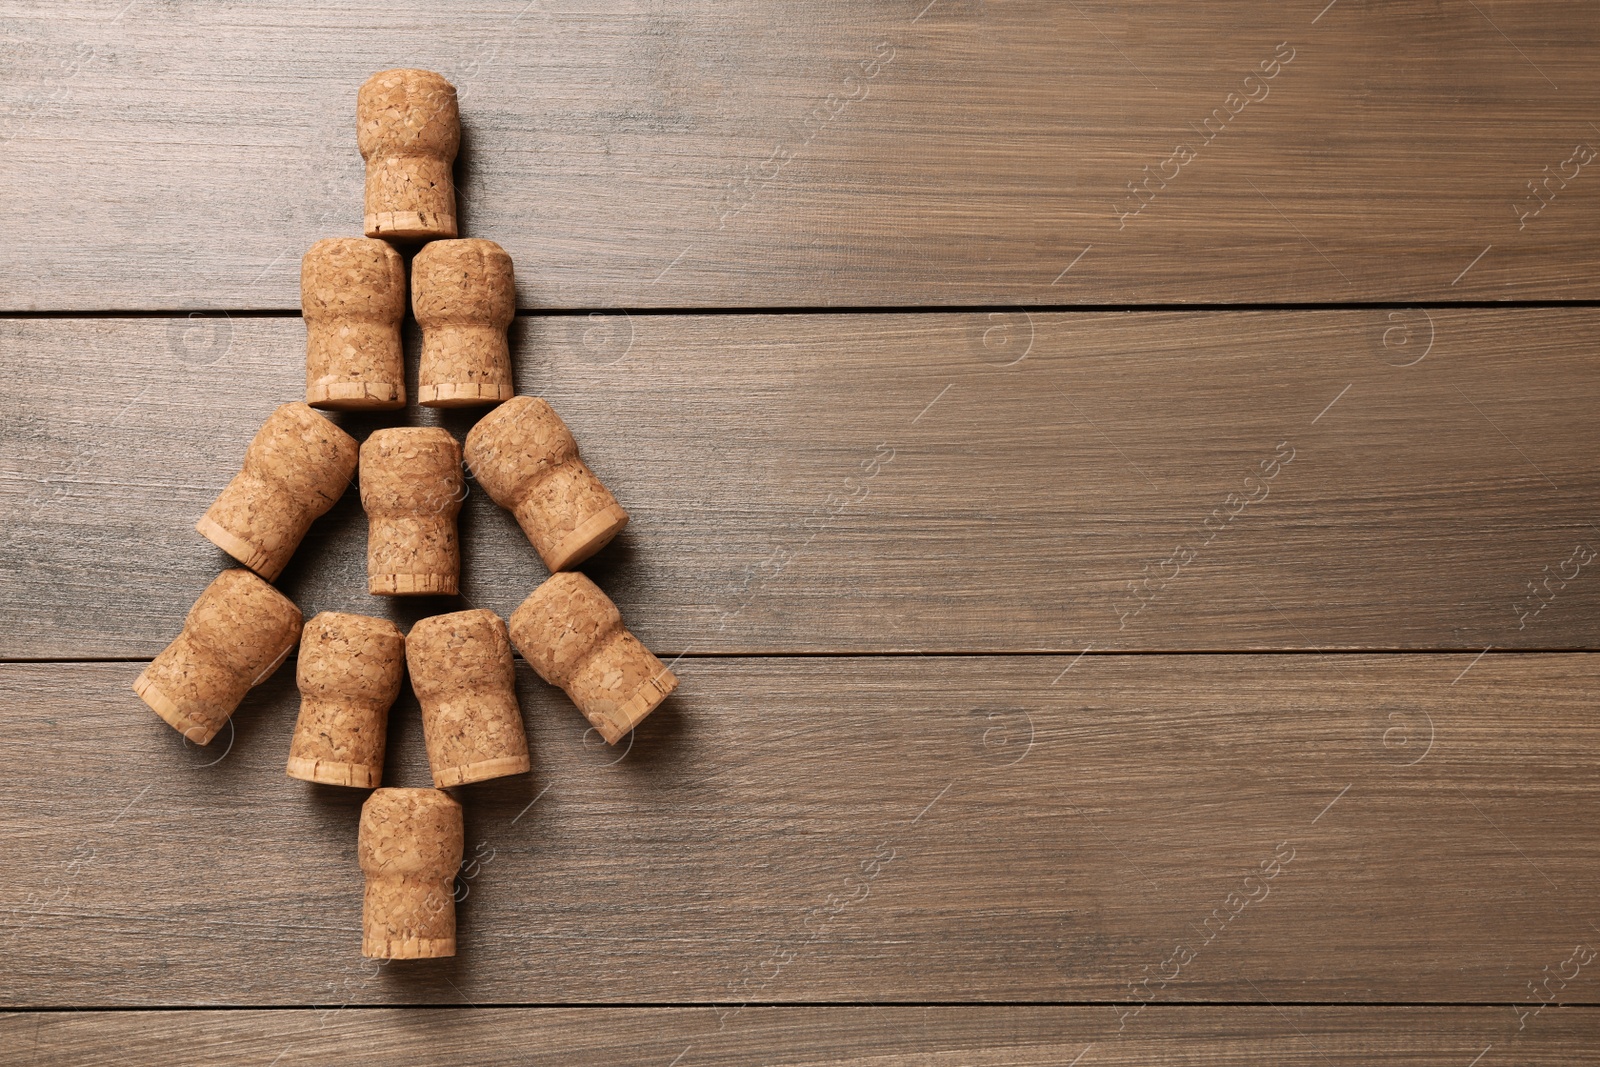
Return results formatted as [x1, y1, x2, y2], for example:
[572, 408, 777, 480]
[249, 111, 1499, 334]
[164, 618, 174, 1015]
[4, 311, 1598, 657]
[3, 1, 1598, 310]
[3, 1007, 1597, 1066]
[4, 655, 1597, 1006]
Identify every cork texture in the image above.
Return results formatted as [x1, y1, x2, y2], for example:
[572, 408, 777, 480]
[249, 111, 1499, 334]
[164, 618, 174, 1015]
[359, 427, 464, 596]
[357, 68, 459, 241]
[407, 609, 530, 787]
[302, 238, 407, 410]
[412, 239, 515, 408]
[463, 395, 629, 572]
[133, 569, 303, 745]
[509, 572, 677, 745]
[287, 612, 406, 788]
[195, 403, 358, 581]
[358, 788, 462, 959]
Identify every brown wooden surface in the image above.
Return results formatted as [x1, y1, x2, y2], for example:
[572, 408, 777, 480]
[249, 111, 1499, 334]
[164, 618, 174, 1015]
[3, 1, 1599, 310]
[5, 1, 1599, 1060]
[5, 656, 1598, 1006]
[4, 310, 1599, 658]
[3, 1007, 1597, 1066]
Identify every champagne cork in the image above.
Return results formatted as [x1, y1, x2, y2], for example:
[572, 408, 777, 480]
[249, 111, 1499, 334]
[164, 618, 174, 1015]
[133, 569, 302, 745]
[360, 428, 464, 596]
[357, 68, 459, 241]
[412, 239, 516, 407]
[359, 787, 463, 959]
[407, 610, 531, 787]
[509, 572, 677, 745]
[463, 396, 629, 572]
[302, 238, 407, 410]
[195, 402, 358, 581]
[286, 612, 406, 788]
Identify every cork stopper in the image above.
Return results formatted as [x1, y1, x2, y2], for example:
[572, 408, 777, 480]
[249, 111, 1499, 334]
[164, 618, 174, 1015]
[359, 427, 464, 596]
[357, 69, 459, 241]
[407, 609, 530, 787]
[287, 612, 406, 788]
[302, 238, 407, 410]
[195, 403, 358, 581]
[358, 787, 462, 959]
[463, 396, 629, 572]
[412, 239, 516, 407]
[133, 569, 303, 745]
[508, 572, 677, 744]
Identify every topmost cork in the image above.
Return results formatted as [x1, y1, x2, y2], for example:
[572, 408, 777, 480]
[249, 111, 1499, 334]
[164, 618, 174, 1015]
[357, 69, 460, 242]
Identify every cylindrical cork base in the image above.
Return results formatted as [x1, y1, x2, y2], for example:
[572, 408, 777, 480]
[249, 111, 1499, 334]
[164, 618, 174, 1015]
[464, 396, 629, 572]
[287, 612, 406, 788]
[302, 238, 406, 411]
[360, 428, 465, 597]
[358, 788, 462, 959]
[134, 570, 303, 745]
[413, 240, 515, 408]
[408, 610, 530, 787]
[196, 403, 359, 581]
[509, 572, 677, 745]
[358, 69, 459, 243]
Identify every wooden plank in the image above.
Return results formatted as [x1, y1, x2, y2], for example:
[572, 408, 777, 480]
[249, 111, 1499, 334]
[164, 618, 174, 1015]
[3, 310, 1598, 657]
[3, 1, 1598, 309]
[3, 655, 1597, 1006]
[3, 1007, 1597, 1066]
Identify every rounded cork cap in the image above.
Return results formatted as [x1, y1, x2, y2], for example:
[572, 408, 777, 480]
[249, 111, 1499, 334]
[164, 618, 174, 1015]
[302, 238, 407, 410]
[407, 609, 530, 787]
[357, 69, 459, 241]
[412, 239, 517, 408]
[464, 396, 629, 571]
[509, 571, 677, 744]
[358, 787, 463, 959]
[134, 569, 303, 745]
[359, 428, 464, 596]
[287, 612, 406, 788]
[195, 402, 358, 580]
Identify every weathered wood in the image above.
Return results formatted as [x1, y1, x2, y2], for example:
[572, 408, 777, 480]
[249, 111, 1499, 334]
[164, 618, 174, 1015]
[3, 311, 1598, 657]
[3, 1006, 1597, 1066]
[3, 655, 1597, 1006]
[3, 1, 1598, 309]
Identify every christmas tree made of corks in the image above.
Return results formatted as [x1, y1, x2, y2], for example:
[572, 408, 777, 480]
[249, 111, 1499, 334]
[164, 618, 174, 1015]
[132, 69, 679, 961]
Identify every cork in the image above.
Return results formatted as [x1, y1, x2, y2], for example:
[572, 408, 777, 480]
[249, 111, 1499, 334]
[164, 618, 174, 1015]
[358, 788, 462, 959]
[406, 609, 530, 787]
[302, 238, 407, 410]
[360, 427, 464, 596]
[357, 69, 459, 241]
[133, 569, 302, 745]
[412, 239, 516, 407]
[195, 403, 358, 581]
[463, 396, 629, 572]
[286, 612, 406, 788]
[509, 572, 677, 745]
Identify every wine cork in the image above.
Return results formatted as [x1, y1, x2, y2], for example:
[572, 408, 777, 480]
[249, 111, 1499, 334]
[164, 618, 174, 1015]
[360, 428, 464, 596]
[407, 610, 530, 787]
[412, 239, 516, 407]
[286, 612, 406, 788]
[133, 569, 302, 745]
[302, 238, 406, 410]
[463, 396, 629, 572]
[357, 68, 459, 242]
[358, 788, 462, 959]
[509, 572, 677, 745]
[195, 402, 358, 581]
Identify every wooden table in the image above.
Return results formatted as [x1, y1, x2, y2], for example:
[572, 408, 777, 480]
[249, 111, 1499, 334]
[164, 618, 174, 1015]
[3, 1, 1598, 1062]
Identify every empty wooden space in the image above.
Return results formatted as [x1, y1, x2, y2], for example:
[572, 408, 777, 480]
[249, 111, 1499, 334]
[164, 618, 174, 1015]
[3, 0, 1597, 1062]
